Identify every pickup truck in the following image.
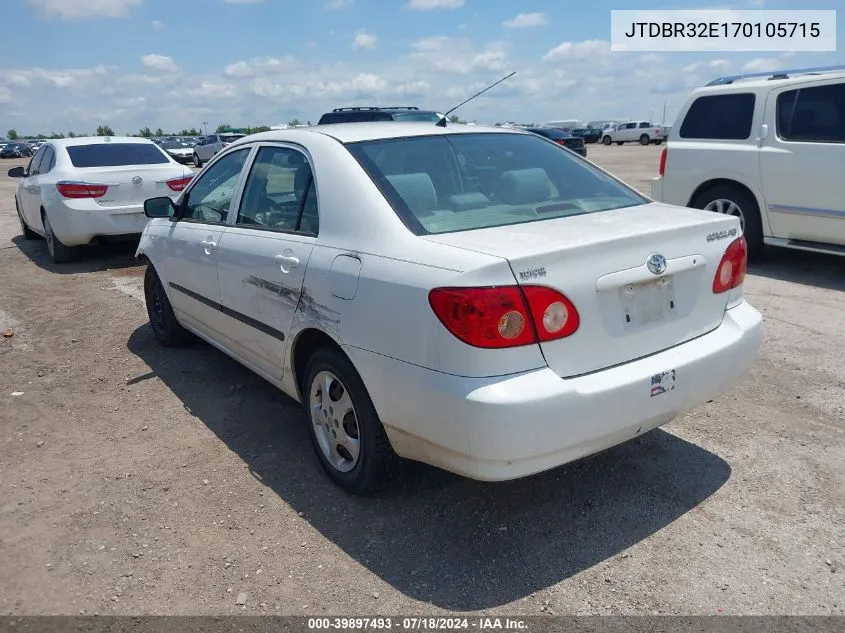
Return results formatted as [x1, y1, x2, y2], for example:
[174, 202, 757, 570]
[600, 121, 665, 146]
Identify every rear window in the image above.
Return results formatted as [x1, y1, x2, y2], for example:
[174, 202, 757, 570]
[318, 112, 393, 124]
[392, 112, 442, 122]
[680, 93, 756, 140]
[66, 143, 169, 167]
[220, 134, 244, 143]
[347, 132, 645, 236]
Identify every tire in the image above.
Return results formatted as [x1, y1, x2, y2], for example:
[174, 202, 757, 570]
[639, 134, 650, 145]
[692, 184, 764, 260]
[602, 136, 612, 146]
[15, 197, 37, 240]
[42, 210, 76, 263]
[616, 142, 624, 146]
[193, 153, 202, 168]
[144, 265, 190, 346]
[304, 347, 398, 495]
[654, 139, 663, 145]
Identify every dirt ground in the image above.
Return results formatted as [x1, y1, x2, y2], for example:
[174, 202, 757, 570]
[0, 144, 843, 616]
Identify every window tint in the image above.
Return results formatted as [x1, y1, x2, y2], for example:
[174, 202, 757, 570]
[318, 111, 393, 124]
[220, 134, 244, 143]
[777, 83, 845, 143]
[183, 148, 250, 223]
[639, 122, 652, 128]
[66, 143, 170, 167]
[680, 93, 755, 140]
[237, 146, 318, 234]
[40, 146, 55, 173]
[348, 132, 645, 236]
[27, 146, 47, 175]
[392, 112, 442, 122]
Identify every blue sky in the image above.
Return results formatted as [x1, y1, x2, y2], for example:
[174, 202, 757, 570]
[0, 0, 841, 134]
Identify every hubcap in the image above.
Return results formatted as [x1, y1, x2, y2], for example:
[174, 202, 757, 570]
[309, 371, 360, 473]
[704, 198, 746, 232]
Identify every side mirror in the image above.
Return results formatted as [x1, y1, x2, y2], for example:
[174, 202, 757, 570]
[7, 166, 25, 178]
[144, 196, 177, 219]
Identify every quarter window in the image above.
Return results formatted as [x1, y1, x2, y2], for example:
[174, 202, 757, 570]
[183, 148, 250, 223]
[777, 83, 845, 143]
[237, 146, 319, 234]
[679, 93, 756, 140]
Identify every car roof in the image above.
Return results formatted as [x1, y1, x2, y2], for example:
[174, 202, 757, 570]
[48, 136, 158, 148]
[694, 71, 845, 93]
[230, 122, 523, 145]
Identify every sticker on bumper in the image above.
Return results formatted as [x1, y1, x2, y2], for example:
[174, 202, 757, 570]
[650, 370, 676, 397]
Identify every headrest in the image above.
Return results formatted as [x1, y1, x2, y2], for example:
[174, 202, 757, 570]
[386, 172, 437, 215]
[499, 168, 551, 205]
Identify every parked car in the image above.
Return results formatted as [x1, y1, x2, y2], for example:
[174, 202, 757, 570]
[8, 137, 192, 263]
[1, 143, 33, 158]
[192, 133, 246, 167]
[602, 121, 664, 145]
[160, 140, 193, 164]
[317, 106, 444, 125]
[524, 127, 587, 157]
[652, 65, 845, 259]
[136, 123, 762, 494]
[570, 127, 602, 144]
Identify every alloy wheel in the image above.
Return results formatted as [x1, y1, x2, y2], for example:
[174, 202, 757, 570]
[309, 371, 361, 473]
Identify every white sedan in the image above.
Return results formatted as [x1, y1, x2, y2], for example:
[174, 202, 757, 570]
[9, 136, 192, 263]
[137, 123, 763, 494]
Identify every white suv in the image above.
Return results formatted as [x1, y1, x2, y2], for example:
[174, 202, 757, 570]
[601, 121, 664, 146]
[651, 66, 845, 259]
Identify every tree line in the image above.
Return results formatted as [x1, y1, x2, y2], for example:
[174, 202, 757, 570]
[7, 119, 315, 141]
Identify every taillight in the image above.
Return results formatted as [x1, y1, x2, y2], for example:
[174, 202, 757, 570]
[166, 175, 193, 192]
[428, 285, 579, 349]
[712, 236, 748, 294]
[56, 181, 108, 198]
[658, 147, 667, 176]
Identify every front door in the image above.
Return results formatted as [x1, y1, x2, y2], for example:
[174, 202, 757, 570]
[160, 147, 252, 338]
[760, 79, 845, 245]
[216, 144, 319, 377]
[19, 146, 47, 228]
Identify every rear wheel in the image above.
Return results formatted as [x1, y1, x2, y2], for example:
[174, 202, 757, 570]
[144, 265, 190, 346]
[602, 136, 612, 146]
[15, 197, 37, 240]
[639, 134, 650, 145]
[42, 210, 76, 263]
[616, 141, 624, 146]
[654, 139, 663, 145]
[692, 184, 763, 260]
[193, 153, 202, 168]
[304, 347, 398, 495]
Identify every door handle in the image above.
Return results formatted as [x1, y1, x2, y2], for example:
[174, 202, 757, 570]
[200, 239, 217, 252]
[274, 254, 300, 273]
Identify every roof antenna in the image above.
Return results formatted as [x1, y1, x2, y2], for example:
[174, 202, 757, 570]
[436, 71, 517, 127]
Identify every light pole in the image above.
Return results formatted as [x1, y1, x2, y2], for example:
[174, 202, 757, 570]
[202, 121, 208, 135]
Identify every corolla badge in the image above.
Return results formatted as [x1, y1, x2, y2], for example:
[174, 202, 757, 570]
[646, 253, 667, 275]
[132, 176, 143, 186]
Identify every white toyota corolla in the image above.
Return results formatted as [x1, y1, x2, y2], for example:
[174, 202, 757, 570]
[136, 122, 763, 494]
[9, 136, 192, 262]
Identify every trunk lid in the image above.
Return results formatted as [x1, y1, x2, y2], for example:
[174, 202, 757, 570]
[423, 202, 741, 378]
[75, 165, 187, 209]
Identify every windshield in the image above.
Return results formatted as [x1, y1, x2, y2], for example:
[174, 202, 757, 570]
[392, 112, 443, 122]
[161, 141, 188, 149]
[347, 132, 646, 235]
[66, 143, 170, 167]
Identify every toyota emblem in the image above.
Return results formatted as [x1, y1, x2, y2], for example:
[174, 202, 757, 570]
[646, 253, 667, 275]
[132, 176, 143, 186]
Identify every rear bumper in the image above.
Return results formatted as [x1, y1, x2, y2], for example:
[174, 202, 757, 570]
[349, 300, 763, 481]
[45, 202, 154, 246]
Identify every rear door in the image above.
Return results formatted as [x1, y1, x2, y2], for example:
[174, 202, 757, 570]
[19, 145, 47, 226]
[216, 144, 318, 377]
[760, 79, 845, 245]
[160, 147, 252, 337]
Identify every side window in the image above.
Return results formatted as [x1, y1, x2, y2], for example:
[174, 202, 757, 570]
[625, 123, 636, 130]
[777, 83, 845, 143]
[237, 146, 318, 234]
[639, 122, 651, 128]
[27, 146, 47, 176]
[40, 146, 55, 173]
[183, 148, 250, 223]
[680, 93, 756, 140]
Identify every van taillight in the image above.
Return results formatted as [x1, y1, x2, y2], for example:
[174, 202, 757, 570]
[658, 147, 667, 176]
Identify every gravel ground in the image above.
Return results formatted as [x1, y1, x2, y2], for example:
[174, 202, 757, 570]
[0, 144, 843, 616]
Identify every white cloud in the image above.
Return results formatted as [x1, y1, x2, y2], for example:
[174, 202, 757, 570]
[196, 81, 238, 99]
[151, 20, 164, 29]
[542, 39, 610, 62]
[0, 86, 12, 104]
[325, 0, 353, 8]
[353, 33, 378, 50]
[742, 57, 783, 72]
[502, 13, 548, 29]
[407, 0, 464, 10]
[223, 56, 298, 78]
[26, 0, 142, 20]
[141, 54, 180, 74]
[410, 37, 507, 74]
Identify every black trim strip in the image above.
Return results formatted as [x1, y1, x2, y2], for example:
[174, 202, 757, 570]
[168, 282, 285, 342]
